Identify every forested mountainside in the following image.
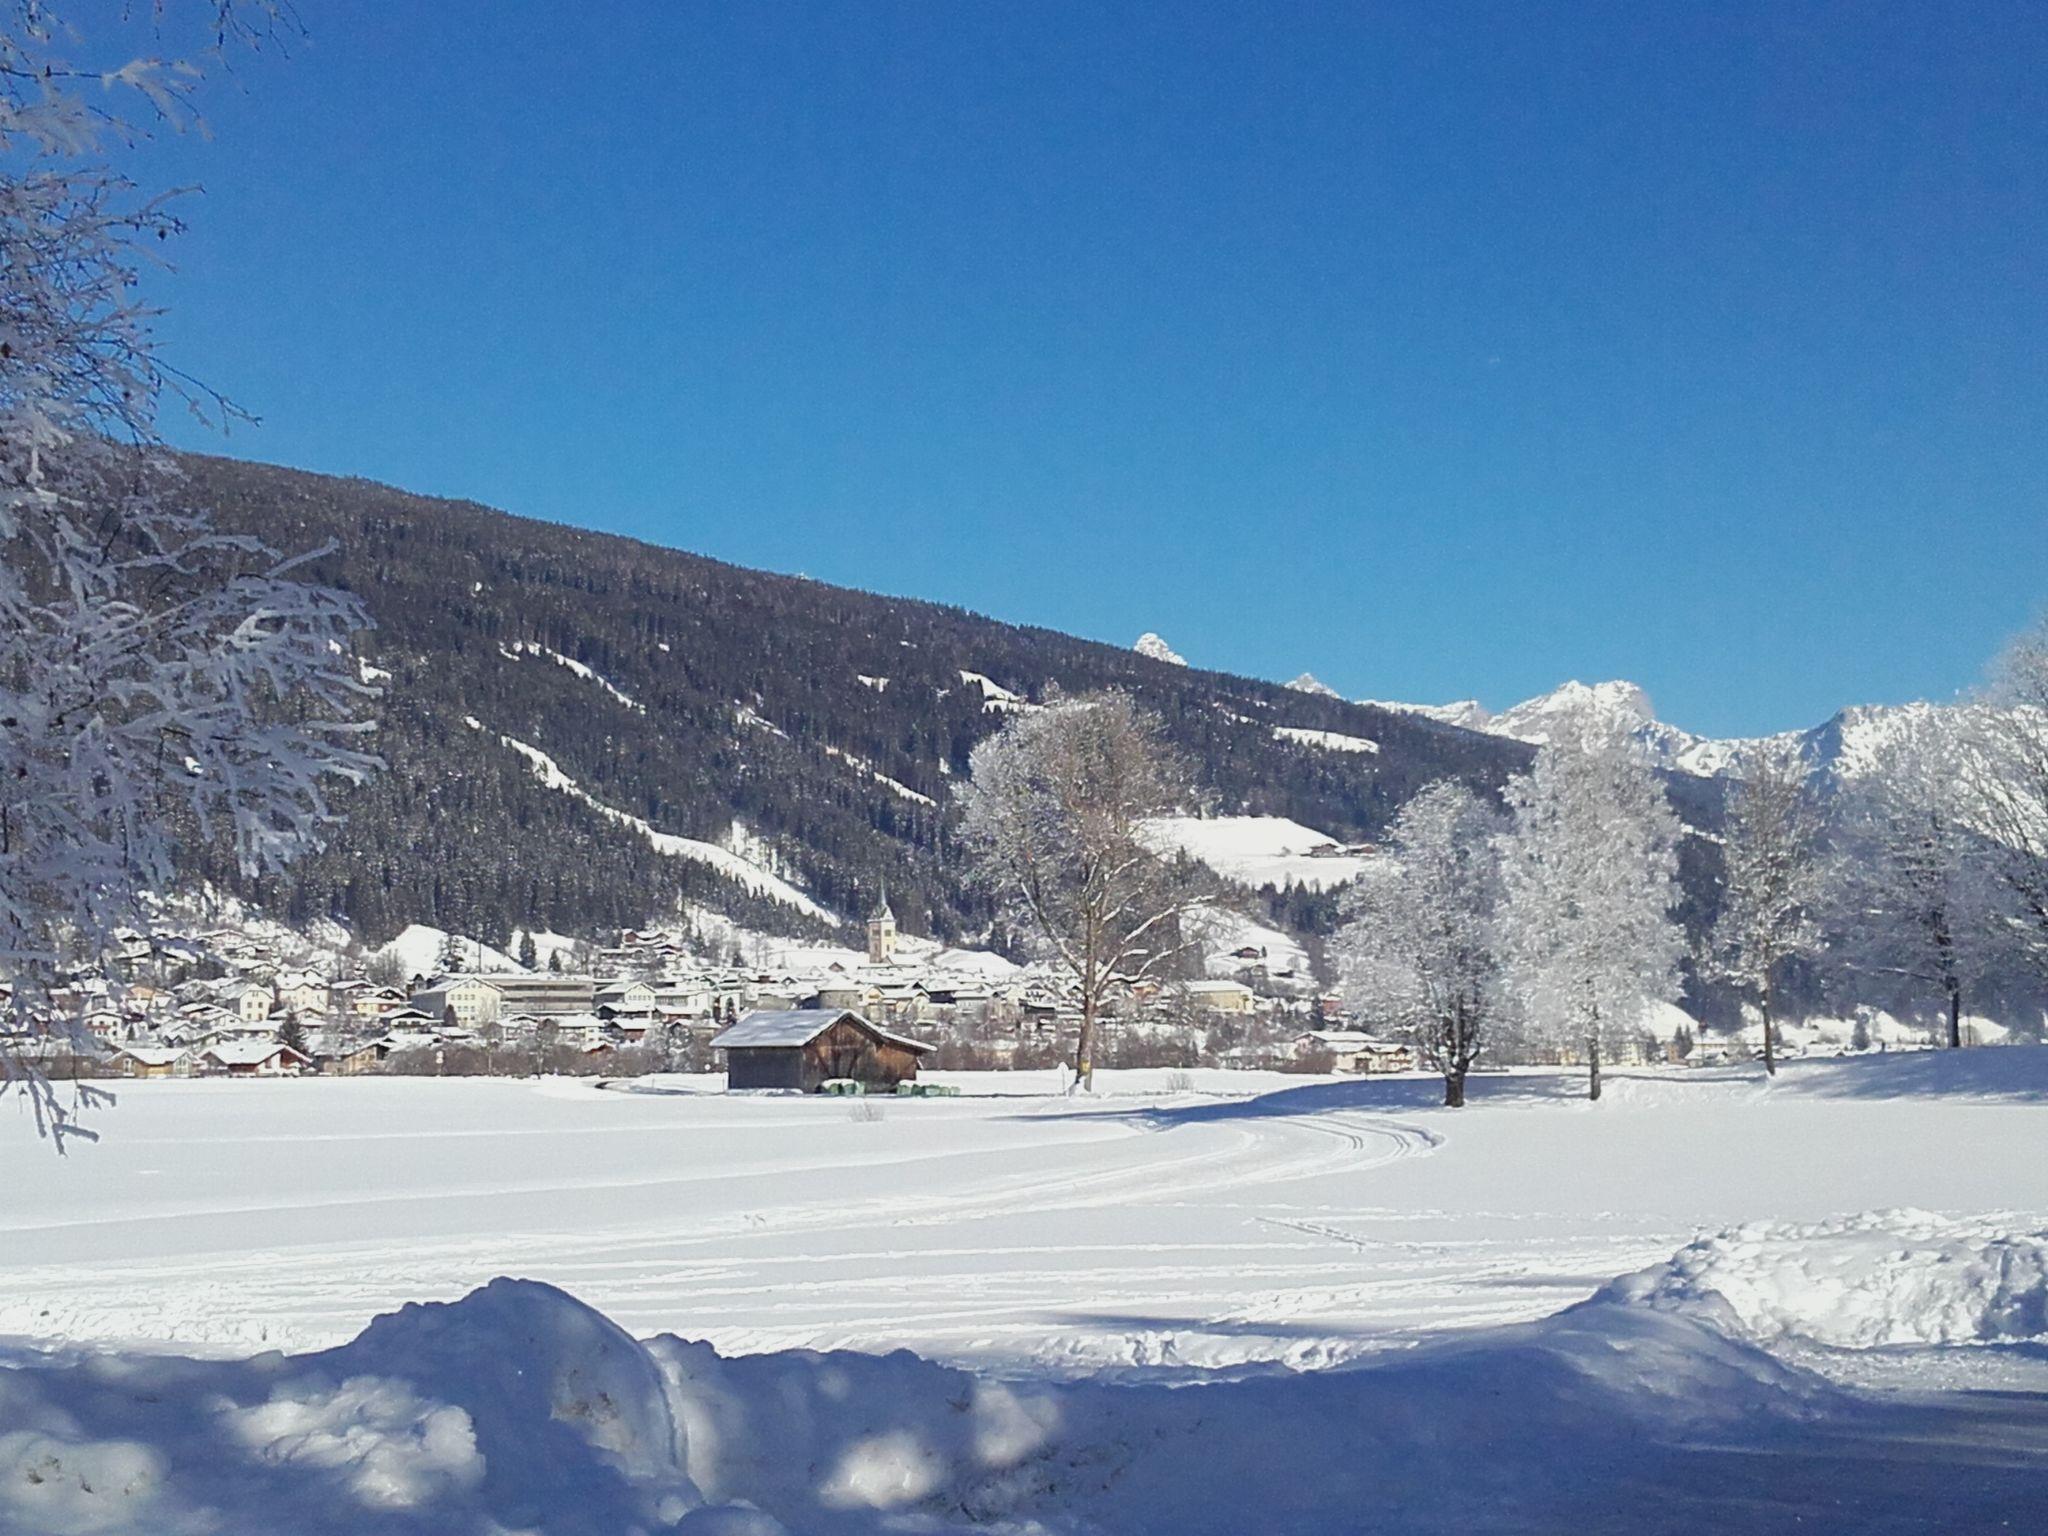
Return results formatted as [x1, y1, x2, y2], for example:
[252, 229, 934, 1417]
[178, 453, 1715, 950]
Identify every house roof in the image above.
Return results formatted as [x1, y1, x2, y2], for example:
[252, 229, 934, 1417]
[115, 1045, 188, 1066]
[710, 1008, 935, 1054]
[202, 1040, 308, 1067]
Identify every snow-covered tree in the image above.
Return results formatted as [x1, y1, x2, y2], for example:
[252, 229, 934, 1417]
[1965, 617, 2048, 984]
[1496, 714, 1685, 1100]
[1706, 747, 1825, 1075]
[955, 692, 1207, 1090]
[1827, 712, 1999, 1049]
[1, 5, 376, 1143]
[1333, 781, 1507, 1107]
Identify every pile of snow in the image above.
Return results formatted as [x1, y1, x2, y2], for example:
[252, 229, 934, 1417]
[1604, 1210, 2048, 1349]
[0, 1274, 1843, 1536]
[1142, 815, 1373, 889]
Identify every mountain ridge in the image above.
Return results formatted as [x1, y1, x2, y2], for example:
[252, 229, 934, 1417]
[173, 452, 1535, 951]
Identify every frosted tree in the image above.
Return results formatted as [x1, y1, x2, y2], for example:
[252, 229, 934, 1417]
[1333, 781, 1507, 1107]
[1827, 712, 1997, 1048]
[1706, 746, 1825, 1075]
[1, 4, 377, 1144]
[956, 692, 1207, 1090]
[1964, 617, 2048, 983]
[1496, 714, 1685, 1100]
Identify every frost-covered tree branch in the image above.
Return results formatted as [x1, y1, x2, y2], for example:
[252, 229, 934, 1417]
[955, 692, 1207, 1091]
[1, 2, 376, 1146]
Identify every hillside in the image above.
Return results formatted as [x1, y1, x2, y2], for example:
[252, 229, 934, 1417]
[177, 453, 1542, 951]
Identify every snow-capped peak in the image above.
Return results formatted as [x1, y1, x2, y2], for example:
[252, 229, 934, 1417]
[1135, 632, 1187, 666]
[1487, 680, 1658, 746]
[1286, 672, 1342, 698]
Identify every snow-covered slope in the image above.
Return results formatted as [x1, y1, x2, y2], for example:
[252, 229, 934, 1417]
[471, 720, 839, 922]
[1142, 815, 1373, 889]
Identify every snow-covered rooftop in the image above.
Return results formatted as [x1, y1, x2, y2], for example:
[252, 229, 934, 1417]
[711, 1008, 935, 1053]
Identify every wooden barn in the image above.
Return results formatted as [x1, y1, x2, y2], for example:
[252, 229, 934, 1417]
[711, 1008, 936, 1092]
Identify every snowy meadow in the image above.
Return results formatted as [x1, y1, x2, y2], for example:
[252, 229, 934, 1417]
[4, 1056, 2047, 1532]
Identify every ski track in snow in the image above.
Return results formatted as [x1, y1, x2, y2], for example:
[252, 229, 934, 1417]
[9, 1061, 2048, 1385]
[1, 1084, 1470, 1372]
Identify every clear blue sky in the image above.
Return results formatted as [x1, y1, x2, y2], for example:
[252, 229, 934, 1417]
[136, 1, 2046, 738]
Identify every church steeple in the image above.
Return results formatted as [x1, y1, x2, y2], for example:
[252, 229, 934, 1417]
[865, 884, 898, 964]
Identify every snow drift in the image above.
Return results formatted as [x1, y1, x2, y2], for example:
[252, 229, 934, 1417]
[1604, 1209, 2048, 1349]
[0, 1271, 1844, 1535]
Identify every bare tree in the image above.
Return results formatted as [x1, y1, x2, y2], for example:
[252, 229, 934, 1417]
[1496, 714, 1685, 1101]
[0, 4, 377, 1144]
[955, 693, 1206, 1090]
[1706, 747, 1825, 1075]
[1333, 781, 1507, 1107]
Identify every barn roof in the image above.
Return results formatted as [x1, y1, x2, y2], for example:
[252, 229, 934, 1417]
[711, 1008, 935, 1054]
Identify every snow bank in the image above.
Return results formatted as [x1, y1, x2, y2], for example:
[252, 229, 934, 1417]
[1604, 1210, 2048, 1348]
[0, 1276, 1838, 1535]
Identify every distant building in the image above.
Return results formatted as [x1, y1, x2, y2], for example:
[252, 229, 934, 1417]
[866, 890, 898, 965]
[1293, 1030, 1414, 1074]
[200, 1040, 310, 1077]
[410, 976, 506, 1027]
[711, 1008, 933, 1092]
[1186, 979, 1256, 1015]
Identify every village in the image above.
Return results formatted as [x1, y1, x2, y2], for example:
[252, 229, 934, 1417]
[9, 895, 1436, 1088]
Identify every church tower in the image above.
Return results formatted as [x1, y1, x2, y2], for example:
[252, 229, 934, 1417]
[866, 887, 898, 965]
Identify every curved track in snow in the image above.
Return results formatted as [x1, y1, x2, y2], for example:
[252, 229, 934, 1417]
[0, 1079, 1446, 1372]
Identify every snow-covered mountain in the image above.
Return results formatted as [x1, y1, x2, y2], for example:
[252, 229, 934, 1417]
[1371, 678, 1936, 783]
[1286, 672, 1342, 698]
[1134, 632, 1187, 666]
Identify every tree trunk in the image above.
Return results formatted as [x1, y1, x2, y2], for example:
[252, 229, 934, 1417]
[1587, 1032, 1602, 1102]
[1760, 992, 1777, 1077]
[1948, 985, 1963, 1049]
[1075, 992, 1096, 1091]
[1443, 1069, 1466, 1108]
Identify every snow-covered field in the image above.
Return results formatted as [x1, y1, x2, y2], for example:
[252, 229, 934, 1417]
[5, 1055, 2048, 1531]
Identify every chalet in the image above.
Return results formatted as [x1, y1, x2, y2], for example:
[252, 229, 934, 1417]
[1294, 1030, 1416, 1074]
[305, 1033, 380, 1075]
[711, 1008, 936, 1092]
[110, 1044, 193, 1079]
[199, 1040, 310, 1077]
